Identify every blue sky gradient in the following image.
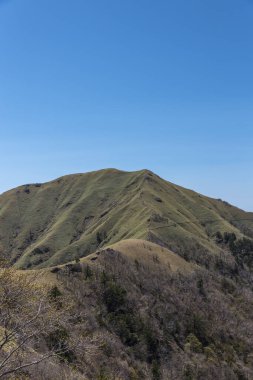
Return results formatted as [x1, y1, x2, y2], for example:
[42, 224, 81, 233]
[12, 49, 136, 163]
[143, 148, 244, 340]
[0, 0, 252, 210]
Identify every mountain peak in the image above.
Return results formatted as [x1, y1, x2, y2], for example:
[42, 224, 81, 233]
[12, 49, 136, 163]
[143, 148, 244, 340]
[0, 168, 252, 269]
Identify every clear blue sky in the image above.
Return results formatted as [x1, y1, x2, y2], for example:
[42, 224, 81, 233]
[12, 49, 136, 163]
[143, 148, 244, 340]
[0, 0, 252, 210]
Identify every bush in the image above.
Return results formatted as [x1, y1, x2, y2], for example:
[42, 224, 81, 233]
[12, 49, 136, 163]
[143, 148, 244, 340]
[144, 326, 160, 362]
[97, 368, 110, 380]
[96, 231, 107, 245]
[221, 277, 236, 294]
[215, 231, 223, 244]
[183, 364, 196, 380]
[204, 345, 217, 361]
[224, 232, 237, 245]
[48, 286, 63, 308]
[109, 312, 142, 346]
[84, 264, 93, 280]
[46, 327, 75, 362]
[230, 237, 253, 268]
[103, 281, 127, 312]
[185, 313, 209, 346]
[197, 277, 206, 298]
[48, 286, 62, 300]
[152, 359, 161, 380]
[185, 334, 203, 353]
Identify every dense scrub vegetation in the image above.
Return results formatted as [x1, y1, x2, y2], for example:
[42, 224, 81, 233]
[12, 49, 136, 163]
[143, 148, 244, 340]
[2, 235, 253, 379]
[38, 245, 253, 380]
[0, 266, 78, 379]
[216, 231, 253, 269]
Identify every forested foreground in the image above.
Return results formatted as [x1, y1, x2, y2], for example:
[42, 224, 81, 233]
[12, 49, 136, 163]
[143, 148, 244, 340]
[1, 235, 253, 380]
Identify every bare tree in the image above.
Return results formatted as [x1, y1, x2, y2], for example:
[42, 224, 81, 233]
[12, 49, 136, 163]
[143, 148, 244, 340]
[0, 267, 66, 379]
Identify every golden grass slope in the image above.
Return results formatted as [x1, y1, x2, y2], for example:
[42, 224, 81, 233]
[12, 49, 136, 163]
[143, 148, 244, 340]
[27, 239, 194, 289]
[106, 239, 194, 273]
[0, 168, 252, 269]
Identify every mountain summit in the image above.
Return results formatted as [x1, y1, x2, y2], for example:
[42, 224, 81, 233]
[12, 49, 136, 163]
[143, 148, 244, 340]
[1, 169, 253, 379]
[0, 168, 252, 269]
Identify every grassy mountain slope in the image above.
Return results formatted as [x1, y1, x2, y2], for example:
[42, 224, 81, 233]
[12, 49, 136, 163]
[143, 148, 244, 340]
[21, 239, 194, 287]
[88, 239, 195, 274]
[0, 168, 252, 268]
[1, 172, 253, 380]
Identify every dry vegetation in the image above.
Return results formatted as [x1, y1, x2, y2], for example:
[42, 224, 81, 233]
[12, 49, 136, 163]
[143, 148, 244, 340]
[40, 241, 253, 380]
[1, 237, 252, 379]
[1, 170, 253, 379]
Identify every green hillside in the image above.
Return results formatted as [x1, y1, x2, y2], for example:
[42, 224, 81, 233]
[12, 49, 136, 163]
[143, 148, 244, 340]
[0, 168, 252, 269]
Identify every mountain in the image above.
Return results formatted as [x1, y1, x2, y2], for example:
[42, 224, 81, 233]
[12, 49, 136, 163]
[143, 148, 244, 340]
[0, 168, 252, 269]
[1, 169, 253, 380]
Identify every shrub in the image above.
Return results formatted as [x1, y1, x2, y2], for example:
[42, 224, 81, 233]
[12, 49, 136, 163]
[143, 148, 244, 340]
[197, 277, 206, 298]
[109, 312, 142, 346]
[215, 231, 223, 244]
[221, 277, 236, 294]
[185, 334, 203, 353]
[144, 326, 160, 362]
[84, 264, 93, 280]
[185, 313, 209, 346]
[97, 368, 110, 380]
[48, 286, 63, 308]
[152, 359, 161, 380]
[230, 237, 253, 268]
[96, 231, 107, 245]
[103, 281, 127, 312]
[223, 232, 236, 245]
[183, 364, 196, 380]
[204, 345, 217, 361]
[48, 285, 62, 300]
[46, 327, 75, 362]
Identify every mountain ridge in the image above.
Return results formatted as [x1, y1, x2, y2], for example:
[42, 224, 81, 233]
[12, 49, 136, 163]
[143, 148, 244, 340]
[0, 168, 252, 269]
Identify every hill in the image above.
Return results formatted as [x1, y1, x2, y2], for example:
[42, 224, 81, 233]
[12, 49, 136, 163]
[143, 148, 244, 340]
[7, 237, 252, 380]
[0, 168, 252, 269]
[1, 170, 253, 379]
